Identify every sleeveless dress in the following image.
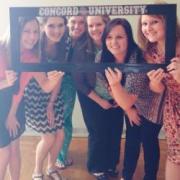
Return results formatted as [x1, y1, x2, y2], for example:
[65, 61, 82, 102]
[0, 48, 25, 147]
[163, 74, 180, 165]
[24, 78, 64, 134]
[146, 46, 180, 165]
[0, 85, 25, 147]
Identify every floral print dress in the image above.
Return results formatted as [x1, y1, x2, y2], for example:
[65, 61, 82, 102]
[146, 45, 180, 164]
[164, 74, 180, 165]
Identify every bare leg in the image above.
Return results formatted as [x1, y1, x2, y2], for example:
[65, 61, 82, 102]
[8, 138, 21, 180]
[47, 129, 64, 170]
[0, 145, 10, 180]
[33, 133, 55, 175]
[165, 159, 180, 180]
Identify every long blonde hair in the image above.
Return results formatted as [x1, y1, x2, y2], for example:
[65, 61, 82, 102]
[137, 0, 180, 53]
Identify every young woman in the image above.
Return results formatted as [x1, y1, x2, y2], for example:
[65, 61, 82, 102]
[25, 16, 67, 180]
[105, 16, 165, 180]
[140, 14, 180, 180]
[56, 15, 87, 169]
[0, 17, 63, 180]
[72, 16, 124, 180]
[40, 16, 68, 63]
[0, 46, 19, 180]
[17, 17, 64, 180]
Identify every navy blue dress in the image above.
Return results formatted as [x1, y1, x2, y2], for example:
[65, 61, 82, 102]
[0, 85, 25, 148]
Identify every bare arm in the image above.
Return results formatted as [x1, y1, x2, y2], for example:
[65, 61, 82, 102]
[110, 83, 137, 111]
[125, 107, 141, 126]
[0, 80, 11, 89]
[46, 80, 62, 126]
[88, 90, 112, 109]
[167, 39, 180, 83]
[6, 89, 23, 138]
[6, 72, 31, 137]
[33, 71, 64, 93]
[105, 67, 137, 111]
[6, 80, 28, 137]
[0, 70, 17, 90]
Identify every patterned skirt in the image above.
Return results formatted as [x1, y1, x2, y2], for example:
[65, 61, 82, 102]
[24, 78, 64, 134]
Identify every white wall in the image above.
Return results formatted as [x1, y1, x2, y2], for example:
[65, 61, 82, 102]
[0, 0, 179, 36]
[0, 0, 179, 137]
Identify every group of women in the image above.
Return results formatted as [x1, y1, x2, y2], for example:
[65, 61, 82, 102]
[0, 5, 180, 180]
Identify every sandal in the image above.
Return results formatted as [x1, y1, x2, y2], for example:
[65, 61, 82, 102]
[47, 169, 63, 180]
[56, 158, 73, 170]
[32, 174, 43, 180]
[64, 158, 73, 166]
[55, 160, 66, 170]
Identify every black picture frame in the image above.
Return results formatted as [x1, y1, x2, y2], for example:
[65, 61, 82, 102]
[10, 4, 177, 73]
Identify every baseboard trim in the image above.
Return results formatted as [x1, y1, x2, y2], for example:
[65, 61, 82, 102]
[24, 127, 165, 139]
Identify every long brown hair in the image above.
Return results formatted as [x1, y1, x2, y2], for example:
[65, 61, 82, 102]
[19, 17, 40, 57]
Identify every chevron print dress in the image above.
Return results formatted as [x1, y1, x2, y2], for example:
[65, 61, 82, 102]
[24, 78, 64, 133]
